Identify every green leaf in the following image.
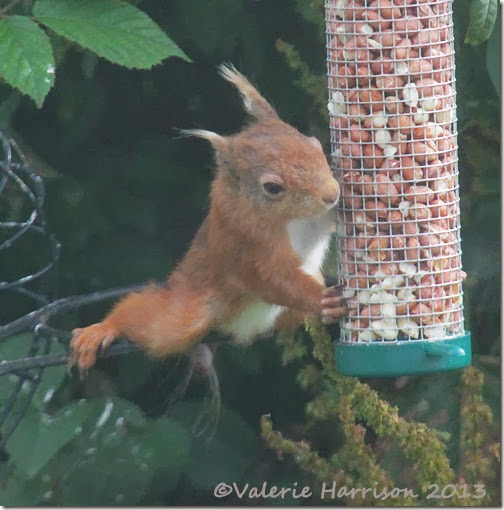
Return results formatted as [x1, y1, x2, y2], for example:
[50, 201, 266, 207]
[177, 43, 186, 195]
[31, 343, 67, 411]
[0, 334, 38, 402]
[465, 0, 498, 46]
[6, 400, 92, 479]
[179, 402, 259, 489]
[78, 397, 148, 439]
[58, 444, 153, 506]
[0, 16, 55, 107]
[142, 417, 191, 473]
[0, 469, 50, 506]
[0, 335, 67, 409]
[33, 0, 191, 68]
[0, 333, 33, 363]
[55, 399, 187, 505]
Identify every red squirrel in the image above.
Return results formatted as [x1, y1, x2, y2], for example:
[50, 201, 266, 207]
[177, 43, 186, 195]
[70, 64, 347, 372]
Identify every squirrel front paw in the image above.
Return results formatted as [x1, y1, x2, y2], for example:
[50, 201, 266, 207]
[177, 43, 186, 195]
[69, 322, 118, 375]
[320, 286, 348, 325]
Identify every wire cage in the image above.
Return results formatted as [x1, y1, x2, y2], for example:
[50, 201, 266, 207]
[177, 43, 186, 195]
[0, 132, 141, 446]
[325, 0, 471, 376]
[0, 131, 61, 444]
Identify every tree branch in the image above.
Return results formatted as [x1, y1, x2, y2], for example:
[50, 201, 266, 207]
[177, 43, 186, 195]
[0, 283, 147, 340]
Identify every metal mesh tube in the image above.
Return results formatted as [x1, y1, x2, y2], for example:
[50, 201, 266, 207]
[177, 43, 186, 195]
[325, 0, 465, 343]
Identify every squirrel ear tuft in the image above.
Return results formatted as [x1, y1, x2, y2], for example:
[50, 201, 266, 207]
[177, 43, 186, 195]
[177, 129, 229, 167]
[218, 63, 278, 121]
[178, 129, 227, 149]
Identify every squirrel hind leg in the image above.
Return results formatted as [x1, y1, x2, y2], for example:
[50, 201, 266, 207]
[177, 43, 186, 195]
[70, 285, 217, 374]
[98, 285, 216, 358]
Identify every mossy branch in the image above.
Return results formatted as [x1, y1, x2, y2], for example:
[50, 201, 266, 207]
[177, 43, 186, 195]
[459, 366, 498, 504]
[263, 319, 499, 505]
[260, 414, 351, 487]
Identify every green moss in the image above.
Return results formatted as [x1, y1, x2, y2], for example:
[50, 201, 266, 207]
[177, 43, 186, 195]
[262, 320, 499, 505]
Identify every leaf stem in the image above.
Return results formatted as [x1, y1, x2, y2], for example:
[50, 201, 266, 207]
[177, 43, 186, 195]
[0, 0, 23, 15]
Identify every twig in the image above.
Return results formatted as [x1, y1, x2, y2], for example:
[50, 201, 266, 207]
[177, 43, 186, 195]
[0, 340, 137, 376]
[476, 354, 500, 369]
[0, 0, 23, 15]
[0, 286, 226, 375]
[0, 283, 147, 340]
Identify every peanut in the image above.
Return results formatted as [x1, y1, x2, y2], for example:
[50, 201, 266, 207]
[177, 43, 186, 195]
[408, 59, 433, 79]
[375, 174, 400, 205]
[368, 0, 401, 20]
[385, 96, 404, 114]
[391, 132, 408, 154]
[378, 158, 400, 178]
[388, 115, 413, 134]
[375, 75, 405, 92]
[362, 144, 385, 168]
[371, 30, 402, 48]
[429, 199, 448, 217]
[361, 10, 391, 31]
[392, 38, 413, 60]
[355, 66, 372, 87]
[408, 203, 432, 223]
[361, 304, 384, 320]
[415, 78, 444, 97]
[364, 199, 388, 219]
[394, 16, 423, 34]
[371, 57, 394, 74]
[410, 303, 434, 325]
[410, 141, 438, 164]
[404, 185, 434, 204]
[330, 116, 351, 130]
[349, 124, 371, 142]
[348, 271, 369, 289]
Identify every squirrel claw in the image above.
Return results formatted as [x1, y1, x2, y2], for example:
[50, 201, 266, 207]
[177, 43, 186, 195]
[322, 285, 343, 297]
[321, 286, 348, 324]
[69, 323, 118, 376]
[321, 306, 348, 324]
[320, 295, 347, 307]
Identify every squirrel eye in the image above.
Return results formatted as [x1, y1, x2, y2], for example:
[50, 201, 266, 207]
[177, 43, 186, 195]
[262, 181, 285, 197]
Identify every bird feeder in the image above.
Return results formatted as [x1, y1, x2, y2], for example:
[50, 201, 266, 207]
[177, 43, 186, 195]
[325, 0, 471, 376]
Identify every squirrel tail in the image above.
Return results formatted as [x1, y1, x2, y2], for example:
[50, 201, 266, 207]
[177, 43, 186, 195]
[218, 63, 278, 121]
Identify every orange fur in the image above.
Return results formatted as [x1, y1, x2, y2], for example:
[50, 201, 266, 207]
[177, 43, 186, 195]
[70, 65, 346, 371]
[274, 308, 307, 331]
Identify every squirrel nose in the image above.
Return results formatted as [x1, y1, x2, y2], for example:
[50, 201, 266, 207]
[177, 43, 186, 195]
[322, 188, 340, 206]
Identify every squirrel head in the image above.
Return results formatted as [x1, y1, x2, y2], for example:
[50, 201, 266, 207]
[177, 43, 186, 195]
[182, 64, 340, 221]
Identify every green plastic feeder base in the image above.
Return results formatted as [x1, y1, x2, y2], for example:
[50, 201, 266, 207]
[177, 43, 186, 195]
[334, 332, 471, 377]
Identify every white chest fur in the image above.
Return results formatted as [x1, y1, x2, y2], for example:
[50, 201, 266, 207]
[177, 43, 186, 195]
[221, 301, 285, 344]
[221, 212, 334, 343]
[286, 212, 334, 277]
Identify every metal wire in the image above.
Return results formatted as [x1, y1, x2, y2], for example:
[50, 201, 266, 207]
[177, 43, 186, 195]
[325, 0, 465, 342]
[0, 132, 146, 447]
[0, 131, 61, 445]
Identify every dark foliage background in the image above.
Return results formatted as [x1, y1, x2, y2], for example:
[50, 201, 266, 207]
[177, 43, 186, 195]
[0, 0, 499, 505]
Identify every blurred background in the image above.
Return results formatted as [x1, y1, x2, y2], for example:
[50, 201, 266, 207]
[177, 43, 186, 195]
[0, 0, 500, 505]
